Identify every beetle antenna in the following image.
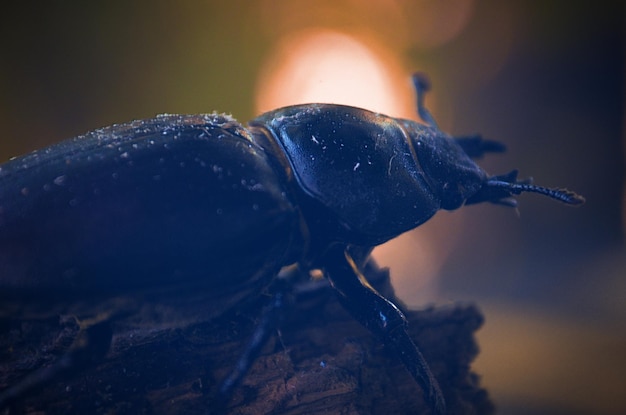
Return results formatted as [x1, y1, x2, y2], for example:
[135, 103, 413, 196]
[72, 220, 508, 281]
[466, 170, 585, 206]
[485, 170, 585, 206]
[488, 179, 585, 205]
[412, 73, 439, 128]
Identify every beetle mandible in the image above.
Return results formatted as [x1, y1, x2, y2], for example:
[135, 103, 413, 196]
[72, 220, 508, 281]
[0, 73, 584, 414]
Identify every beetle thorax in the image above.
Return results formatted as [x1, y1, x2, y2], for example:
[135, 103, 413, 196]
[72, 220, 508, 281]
[250, 105, 441, 247]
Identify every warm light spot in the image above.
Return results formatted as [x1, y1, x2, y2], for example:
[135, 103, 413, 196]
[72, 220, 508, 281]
[254, 29, 414, 119]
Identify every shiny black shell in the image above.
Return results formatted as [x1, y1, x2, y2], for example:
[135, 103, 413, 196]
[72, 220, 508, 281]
[0, 114, 298, 311]
[252, 104, 443, 245]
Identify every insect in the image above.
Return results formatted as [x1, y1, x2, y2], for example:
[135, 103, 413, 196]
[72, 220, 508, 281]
[0, 73, 583, 414]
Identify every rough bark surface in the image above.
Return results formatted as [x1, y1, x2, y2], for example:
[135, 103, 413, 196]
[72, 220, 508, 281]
[1, 266, 493, 415]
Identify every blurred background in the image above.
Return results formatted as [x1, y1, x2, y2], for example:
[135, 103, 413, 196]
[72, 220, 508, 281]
[1, 1, 623, 413]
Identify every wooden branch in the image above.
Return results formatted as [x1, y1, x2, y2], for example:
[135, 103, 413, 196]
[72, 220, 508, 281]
[1, 266, 493, 414]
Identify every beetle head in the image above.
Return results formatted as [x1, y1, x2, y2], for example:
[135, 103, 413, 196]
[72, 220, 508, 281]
[398, 120, 489, 210]
[399, 120, 584, 210]
[407, 73, 584, 210]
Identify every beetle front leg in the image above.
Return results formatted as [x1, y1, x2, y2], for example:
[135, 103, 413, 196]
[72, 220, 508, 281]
[322, 244, 446, 415]
[218, 267, 298, 401]
[412, 72, 439, 129]
[218, 292, 286, 399]
[454, 135, 506, 159]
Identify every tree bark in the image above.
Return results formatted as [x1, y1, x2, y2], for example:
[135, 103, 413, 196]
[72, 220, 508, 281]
[1, 265, 493, 415]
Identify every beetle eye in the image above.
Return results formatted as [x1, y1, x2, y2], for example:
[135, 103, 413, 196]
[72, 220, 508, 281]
[439, 183, 465, 210]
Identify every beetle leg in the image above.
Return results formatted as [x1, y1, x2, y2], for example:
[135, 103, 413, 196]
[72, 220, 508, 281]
[218, 269, 295, 400]
[454, 135, 506, 159]
[323, 244, 446, 415]
[0, 316, 113, 409]
[412, 72, 439, 128]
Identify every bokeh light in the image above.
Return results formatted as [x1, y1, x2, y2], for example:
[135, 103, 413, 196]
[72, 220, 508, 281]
[255, 29, 414, 119]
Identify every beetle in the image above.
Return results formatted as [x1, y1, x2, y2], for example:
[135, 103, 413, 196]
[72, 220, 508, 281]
[0, 73, 583, 414]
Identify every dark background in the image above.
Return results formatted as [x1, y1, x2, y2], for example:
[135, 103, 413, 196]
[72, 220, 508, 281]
[1, 1, 623, 414]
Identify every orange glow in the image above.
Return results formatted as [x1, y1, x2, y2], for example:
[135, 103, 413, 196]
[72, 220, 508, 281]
[254, 29, 414, 119]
